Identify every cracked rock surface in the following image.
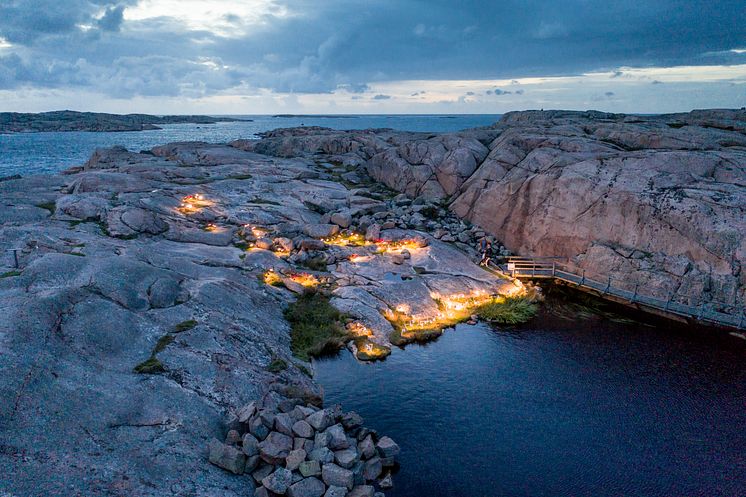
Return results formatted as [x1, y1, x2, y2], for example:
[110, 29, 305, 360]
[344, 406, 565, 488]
[0, 139, 512, 495]
[245, 109, 746, 311]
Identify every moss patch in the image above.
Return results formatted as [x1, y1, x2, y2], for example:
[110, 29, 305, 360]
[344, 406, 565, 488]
[267, 356, 288, 373]
[1, 270, 22, 278]
[284, 292, 348, 361]
[36, 201, 56, 215]
[174, 319, 197, 333]
[153, 334, 175, 354]
[476, 296, 538, 324]
[133, 356, 165, 374]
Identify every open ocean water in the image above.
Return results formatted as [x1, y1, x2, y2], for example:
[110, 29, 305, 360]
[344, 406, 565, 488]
[0, 114, 501, 176]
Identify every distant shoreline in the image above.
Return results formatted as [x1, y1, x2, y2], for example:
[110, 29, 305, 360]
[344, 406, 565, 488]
[0, 110, 251, 133]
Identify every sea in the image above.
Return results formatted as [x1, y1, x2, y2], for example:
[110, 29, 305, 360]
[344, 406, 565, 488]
[0, 114, 501, 177]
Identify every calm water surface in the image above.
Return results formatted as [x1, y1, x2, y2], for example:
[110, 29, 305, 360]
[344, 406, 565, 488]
[0, 114, 501, 176]
[314, 297, 746, 497]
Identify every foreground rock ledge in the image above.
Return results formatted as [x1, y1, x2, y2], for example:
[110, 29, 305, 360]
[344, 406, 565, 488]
[0, 136, 514, 495]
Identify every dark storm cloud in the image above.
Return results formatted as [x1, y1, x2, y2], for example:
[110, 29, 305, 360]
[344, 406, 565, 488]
[1, 0, 744, 97]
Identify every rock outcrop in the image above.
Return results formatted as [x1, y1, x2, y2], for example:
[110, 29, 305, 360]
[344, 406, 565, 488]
[0, 139, 516, 495]
[247, 109, 746, 314]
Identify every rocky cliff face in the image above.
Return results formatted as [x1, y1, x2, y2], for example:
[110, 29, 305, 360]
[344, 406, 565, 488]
[247, 110, 746, 313]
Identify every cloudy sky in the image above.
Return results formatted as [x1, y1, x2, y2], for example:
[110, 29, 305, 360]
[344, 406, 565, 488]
[0, 0, 744, 114]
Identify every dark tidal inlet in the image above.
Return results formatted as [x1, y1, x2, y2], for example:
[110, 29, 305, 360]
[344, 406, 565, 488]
[315, 290, 746, 497]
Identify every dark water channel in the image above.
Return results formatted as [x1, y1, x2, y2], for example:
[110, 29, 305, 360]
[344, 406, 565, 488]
[314, 290, 746, 497]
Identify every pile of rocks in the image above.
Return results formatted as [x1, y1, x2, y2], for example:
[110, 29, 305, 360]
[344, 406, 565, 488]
[209, 395, 399, 497]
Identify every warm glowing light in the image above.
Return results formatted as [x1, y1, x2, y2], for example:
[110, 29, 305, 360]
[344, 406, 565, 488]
[324, 232, 370, 247]
[287, 272, 320, 288]
[178, 194, 214, 214]
[347, 322, 374, 338]
[262, 269, 283, 287]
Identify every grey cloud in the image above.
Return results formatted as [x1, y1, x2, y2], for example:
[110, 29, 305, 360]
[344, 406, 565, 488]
[1, 0, 744, 99]
[373, 94, 392, 100]
[493, 89, 511, 95]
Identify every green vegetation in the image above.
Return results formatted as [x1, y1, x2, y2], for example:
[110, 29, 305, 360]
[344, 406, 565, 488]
[476, 295, 538, 324]
[284, 292, 348, 361]
[1, 270, 22, 278]
[36, 201, 56, 215]
[133, 356, 165, 374]
[267, 356, 288, 373]
[174, 319, 197, 333]
[133, 332, 176, 374]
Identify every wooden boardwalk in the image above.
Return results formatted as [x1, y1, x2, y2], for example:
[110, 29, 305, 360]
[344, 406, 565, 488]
[496, 257, 745, 331]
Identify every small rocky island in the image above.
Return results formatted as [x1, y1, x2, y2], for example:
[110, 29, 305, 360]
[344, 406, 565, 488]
[0, 109, 743, 496]
[0, 110, 248, 133]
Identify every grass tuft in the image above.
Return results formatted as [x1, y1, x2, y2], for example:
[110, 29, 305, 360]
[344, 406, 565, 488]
[284, 292, 348, 361]
[1, 270, 22, 278]
[301, 257, 327, 272]
[174, 319, 197, 333]
[476, 296, 538, 324]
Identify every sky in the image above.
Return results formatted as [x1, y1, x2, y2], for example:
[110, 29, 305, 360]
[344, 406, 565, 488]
[0, 0, 744, 114]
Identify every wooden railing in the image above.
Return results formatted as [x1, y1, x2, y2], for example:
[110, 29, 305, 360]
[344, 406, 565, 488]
[499, 257, 746, 331]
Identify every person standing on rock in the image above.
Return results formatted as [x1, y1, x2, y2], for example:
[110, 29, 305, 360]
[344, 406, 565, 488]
[479, 238, 492, 266]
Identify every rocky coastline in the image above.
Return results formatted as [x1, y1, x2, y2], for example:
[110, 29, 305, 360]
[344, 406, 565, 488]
[0, 109, 743, 495]
[0, 110, 249, 133]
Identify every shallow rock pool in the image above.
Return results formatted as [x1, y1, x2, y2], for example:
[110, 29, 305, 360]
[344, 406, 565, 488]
[314, 295, 746, 497]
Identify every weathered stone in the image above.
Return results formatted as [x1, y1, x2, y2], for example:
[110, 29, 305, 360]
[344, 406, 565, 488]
[314, 431, 330, 449]
[225, 429, 241, 445]
[300, 238, 326, 251]
[245, 455, 261, 472]
[364, 223, 380, 242]
[304, 224, 340, 239]
[324, 486, 348, 497]
[208, 438, 246, 475]
[334, 449, 358, 469]
[250, 416, 270, 440]
[325, 424, 349, 450]
[275, 413, 295, 436]
[308, 447, 334, 464]
[362, 457, 382, 480]
[375, 436, 400, 459]
[237, 401, 257, 423]
[293, 419, 315, 438]
[259, 431, 294, 464]
[322, 463, 354, 490]
[298, 460, 322, 477]
[285, 449, 307, 471]
[275, 237, 295, 252]
[254, 486, 270, 497]
[357, 435, 376, 459]
[330, 212, 353, 228]
[287, 477, 326, 497]
[252, 464, 274, 483]
[262, 467, 293, 494]
[348, 486, 375, 497]
[260, 410, 277, 429]
[307, 409, 334, 432]
[256, 237, 274, 250]
[379, 473, 393, 489]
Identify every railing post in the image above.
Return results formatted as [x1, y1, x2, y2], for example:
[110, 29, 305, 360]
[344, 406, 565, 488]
[604, 276, 611, 294]
[697, 303, 705, 321]
[632, 284, 638, 303]
[552, 262, 556, 278]
[581, 270, 585, 286]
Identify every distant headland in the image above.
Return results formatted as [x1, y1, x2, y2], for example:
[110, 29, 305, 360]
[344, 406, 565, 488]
[0, 110, 250, 133]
